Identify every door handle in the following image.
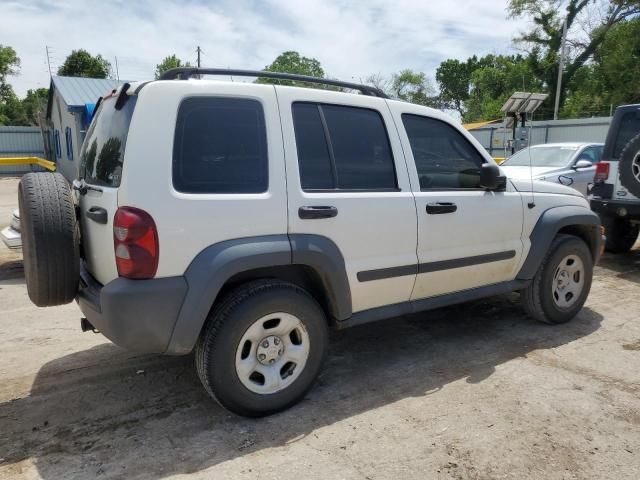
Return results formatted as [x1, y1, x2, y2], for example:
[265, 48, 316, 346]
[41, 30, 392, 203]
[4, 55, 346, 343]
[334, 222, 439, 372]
[86, 206, 108, 224]
[298, 206, 338, 219]
[426, 202, 457, 214]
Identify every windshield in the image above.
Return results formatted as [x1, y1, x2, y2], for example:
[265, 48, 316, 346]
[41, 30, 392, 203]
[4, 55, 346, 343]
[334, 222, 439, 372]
[79, 94, 137, 187]
[502, 146, 577, 167]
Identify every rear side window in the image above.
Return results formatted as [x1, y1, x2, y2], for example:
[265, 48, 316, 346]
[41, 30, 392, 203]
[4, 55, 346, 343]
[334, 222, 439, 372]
[80, 96, 137, 187]
[402, 114, 485, 190]
[292, 102, 397, 191]
[613, 111, 640, 159]
[173, 97, 268, 194]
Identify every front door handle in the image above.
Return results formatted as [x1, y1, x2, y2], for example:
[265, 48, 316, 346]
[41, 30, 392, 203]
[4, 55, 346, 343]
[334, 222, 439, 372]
[299, 206, 338, 219]
[86, 206, 108, 224]
[426, 202, 457, 214]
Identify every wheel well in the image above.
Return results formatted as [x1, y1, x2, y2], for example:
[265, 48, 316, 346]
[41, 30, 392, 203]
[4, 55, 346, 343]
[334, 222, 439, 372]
[216, 265, 336, 322]
[557, 224, 598, 259]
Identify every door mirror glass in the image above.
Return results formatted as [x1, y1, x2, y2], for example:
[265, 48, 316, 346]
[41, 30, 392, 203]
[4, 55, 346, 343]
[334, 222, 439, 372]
[574, 159, 593, 170]
[480, 163, 506, 191]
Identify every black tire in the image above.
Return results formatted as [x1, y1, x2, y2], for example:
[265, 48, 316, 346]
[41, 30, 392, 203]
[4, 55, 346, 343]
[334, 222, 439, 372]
[619, 133, 640, 198]
[18, 172, 80, 307]
[600, 215, 639, 253]
[521, 234, 593, 324]
[195, 279, 328, 417]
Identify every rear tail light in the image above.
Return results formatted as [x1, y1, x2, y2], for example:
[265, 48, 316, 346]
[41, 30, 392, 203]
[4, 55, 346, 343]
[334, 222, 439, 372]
[594, 162, 610, 182]
[113, 207, 159, 279]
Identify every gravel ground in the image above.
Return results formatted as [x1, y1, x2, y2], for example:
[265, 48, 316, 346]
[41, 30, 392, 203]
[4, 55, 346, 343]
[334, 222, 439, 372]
[0, 176, 639, 480]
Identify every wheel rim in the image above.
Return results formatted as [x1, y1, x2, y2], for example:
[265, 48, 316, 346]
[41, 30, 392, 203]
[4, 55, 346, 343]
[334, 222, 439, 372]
[632, 153, 640, 183]
[551, 254, 585, 309]
[235, 312, 310, 395]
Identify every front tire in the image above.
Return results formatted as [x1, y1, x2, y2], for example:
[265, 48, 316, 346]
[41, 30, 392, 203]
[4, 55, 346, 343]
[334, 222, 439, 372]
[195, 280, 328, 417]
[521, 234, 593, 324]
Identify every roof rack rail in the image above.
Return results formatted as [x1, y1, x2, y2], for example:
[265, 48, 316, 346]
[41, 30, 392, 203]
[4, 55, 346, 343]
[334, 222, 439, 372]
[158, 67, 389, 98]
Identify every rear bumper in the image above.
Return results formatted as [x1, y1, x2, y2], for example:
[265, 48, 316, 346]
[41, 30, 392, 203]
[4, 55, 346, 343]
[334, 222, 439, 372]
[590, 198, 640, 220]
[77, 263, 188, 354]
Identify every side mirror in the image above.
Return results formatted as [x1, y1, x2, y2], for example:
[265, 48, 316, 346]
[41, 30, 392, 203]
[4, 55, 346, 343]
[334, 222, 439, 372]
[574, 159, 593, 170]
[480, 163, 507, 191]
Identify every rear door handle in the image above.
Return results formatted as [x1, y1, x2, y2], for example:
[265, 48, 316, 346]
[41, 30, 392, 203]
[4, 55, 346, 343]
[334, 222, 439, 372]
[86, 206, 108, 224]
[298, 206, 338, 219]
[426, 202, 457, 214]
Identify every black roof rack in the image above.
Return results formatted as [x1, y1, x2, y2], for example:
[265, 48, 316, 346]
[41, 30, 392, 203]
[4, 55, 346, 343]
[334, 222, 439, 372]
[159, 67, 389, 98]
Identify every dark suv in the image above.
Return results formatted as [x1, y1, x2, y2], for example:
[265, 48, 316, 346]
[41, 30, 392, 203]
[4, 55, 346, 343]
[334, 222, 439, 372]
[590, 104, 640, 252]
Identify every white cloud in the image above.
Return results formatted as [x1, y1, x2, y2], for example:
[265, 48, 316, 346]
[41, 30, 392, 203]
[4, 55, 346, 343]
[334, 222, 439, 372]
[2, 0, 527, 97]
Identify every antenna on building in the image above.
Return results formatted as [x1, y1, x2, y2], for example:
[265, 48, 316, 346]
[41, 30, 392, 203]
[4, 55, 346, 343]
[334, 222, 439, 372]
[114, 56, 120, 81]
[45, 46, 54, 77]
[196, 46, 202, 68]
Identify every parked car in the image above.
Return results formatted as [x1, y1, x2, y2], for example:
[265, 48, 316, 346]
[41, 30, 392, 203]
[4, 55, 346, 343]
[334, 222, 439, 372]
[18, 68, 603, 417]
[590, 104, 640, 252]
[500, 142, 603, 196]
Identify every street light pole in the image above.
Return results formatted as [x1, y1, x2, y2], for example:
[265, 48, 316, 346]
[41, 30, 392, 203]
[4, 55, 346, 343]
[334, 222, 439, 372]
[553, 17, 568, 120]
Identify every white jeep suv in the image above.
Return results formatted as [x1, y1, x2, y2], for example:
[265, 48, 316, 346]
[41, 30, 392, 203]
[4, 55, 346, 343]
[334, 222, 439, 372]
[18, 68, 603, 416]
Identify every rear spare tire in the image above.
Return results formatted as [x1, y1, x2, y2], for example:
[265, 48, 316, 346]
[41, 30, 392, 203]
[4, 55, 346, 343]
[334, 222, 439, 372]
[18, 172, 80, 306]
[619, 133, 640, 198]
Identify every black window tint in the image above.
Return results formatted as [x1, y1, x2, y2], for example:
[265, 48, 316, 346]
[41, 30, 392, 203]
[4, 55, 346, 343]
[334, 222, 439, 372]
[402, 114, 484, 190]
[613, 111, 640, 159]
[292, 103, 334, 189]
[292, 102, 397, 190]
[80, 96, 137, 188]
[173, 97, 268, 194]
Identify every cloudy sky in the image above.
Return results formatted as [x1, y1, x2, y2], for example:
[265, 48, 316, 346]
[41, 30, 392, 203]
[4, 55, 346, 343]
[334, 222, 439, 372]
[3, 0, 527, 97]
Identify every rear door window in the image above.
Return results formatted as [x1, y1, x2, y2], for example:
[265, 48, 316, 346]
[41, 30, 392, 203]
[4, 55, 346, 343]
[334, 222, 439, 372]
[172, 97, 268, 194]
[80, 96, 137, 187]
[292, 102, 397, 191]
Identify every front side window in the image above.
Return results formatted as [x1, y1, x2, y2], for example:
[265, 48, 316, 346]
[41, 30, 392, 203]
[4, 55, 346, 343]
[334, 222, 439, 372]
[292, 102, 397, 191]
[173, 97, 268, 194]
[402, 114, 485, 190]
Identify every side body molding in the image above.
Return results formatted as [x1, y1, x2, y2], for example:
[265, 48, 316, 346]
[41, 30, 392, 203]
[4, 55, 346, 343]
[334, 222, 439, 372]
[517, 205, 602, 280]
[165, 234, 351, 354]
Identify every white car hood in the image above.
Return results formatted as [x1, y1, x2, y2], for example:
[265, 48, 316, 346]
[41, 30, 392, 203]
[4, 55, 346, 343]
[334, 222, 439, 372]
[501, 165, 563, 179]
[509, 178, 584, 197]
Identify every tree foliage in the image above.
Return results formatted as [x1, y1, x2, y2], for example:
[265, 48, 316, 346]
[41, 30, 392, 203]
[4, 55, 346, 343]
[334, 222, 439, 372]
[57, 49, 111, 78]
[154, 54, 192, 80]
[256, 51, 325, 86]
[367, 70, 439, 107]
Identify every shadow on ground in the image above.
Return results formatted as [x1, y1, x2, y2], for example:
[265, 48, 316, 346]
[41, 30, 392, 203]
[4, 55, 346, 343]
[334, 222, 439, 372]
[0, 288, 604, 479]
[596, 244, 640, 284]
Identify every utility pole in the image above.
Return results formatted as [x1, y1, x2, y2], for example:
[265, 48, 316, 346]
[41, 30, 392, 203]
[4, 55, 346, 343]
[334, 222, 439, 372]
[553, 17, 568, 120]
[196, 46, 202, 67]
[45, 46, 53, 77]
[114, 56, 120, 81]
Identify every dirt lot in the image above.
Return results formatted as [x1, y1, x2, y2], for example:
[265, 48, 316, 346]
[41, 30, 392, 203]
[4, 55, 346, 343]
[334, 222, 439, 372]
[0, 176, 639, 480]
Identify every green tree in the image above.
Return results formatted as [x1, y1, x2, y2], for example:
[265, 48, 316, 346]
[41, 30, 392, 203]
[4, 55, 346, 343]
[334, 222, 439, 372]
[463, 54, 542, 122]
[256, 51, 325, 86]
[21, 88, 49, 125]
[0, 45, 24, 125]
[508, 0, 640, 113]
[57, 49, 111, 78]
[366, 70, 438, 107]
[154, 54, 192, 80]
[436, 58, 475, 117]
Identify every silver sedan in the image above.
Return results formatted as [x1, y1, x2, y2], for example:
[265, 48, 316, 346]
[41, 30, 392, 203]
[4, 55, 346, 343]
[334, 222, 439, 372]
[500, 142, 604, 196]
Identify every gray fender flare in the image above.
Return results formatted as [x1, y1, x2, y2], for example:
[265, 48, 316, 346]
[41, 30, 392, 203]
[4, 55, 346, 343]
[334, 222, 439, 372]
[517, 205, 601, 280]
[165, 234, 351, 354]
